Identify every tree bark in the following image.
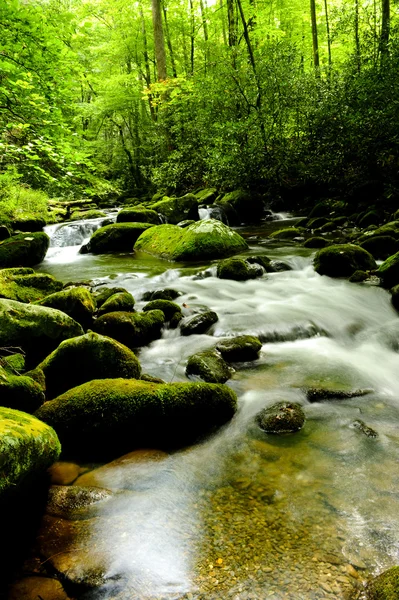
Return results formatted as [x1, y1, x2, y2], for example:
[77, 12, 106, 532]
[324, 0, 332, 67]
[310, 0, 320, 71]
[162, 3, 177, 77]
[151, 0, 167, 80]
[380, 0, 390, 59]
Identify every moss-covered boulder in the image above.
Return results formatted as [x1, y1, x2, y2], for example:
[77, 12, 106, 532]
[2, 352, 25, 374]
[35, 287, 96, 329]
[0, 269, 63, 303]
[186, 350, 233, 383]
[377, 252, 399, 288]
[13, 216, 46, 232]
[97, 291, 135, 316]
[0, 407, 61, 499]
[366, 566, 399, 599]
[92, 309, 164, 349]
[390, 285, 399, 311]
[303, 237, 331, 249]
[308, 202, 330, 218]
[180, 310, 218, 336]
[0, 299, 84, 368]
[142, 299, 182, 328]
[314, 244, 376, 278]
[150, 194, 199, 224]
[38, 331, 141, 400]
[35, 379, 237, 457]
[215, 335, 262, 362]
[134, 220, 248, 261]
[364, 221, 399, 240]
[93, 286, 127, 308]
[116, 208, 161, 224]
[217, 257, 263, 281]
[194, 188, 218, 203]
[70, 209, 106, 221]
[307, 217, 329, 229]
[269, 227, 302, 240]
[349, 269, 368, 283]
[141, 288, 181, 301]
[217, 190, 264, 224]
[0, 366, 45, 413]
[360, 235, 399, 260]
[83, 223, 154, 254]
[256, 401, 305, 434]
[246, 255, 273, 271]
[358, 210, 381, 228]
[0, 232, 49, 268]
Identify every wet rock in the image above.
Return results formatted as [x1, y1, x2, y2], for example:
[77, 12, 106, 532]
[269, 259, 292, 272]
[360, 235, 399, 260]
[177, 219, 195, 227]
[258, 322, 327, 343]
[2, 352, 25, 374]
[142, 299, 182, 327]
[215, 335, 262, 362]
[246, 255, 272, 271]
[97, 291, 135, 316]
[216, 257, 263, 281]
[0, 269, 63, 303]
[48, 461, 83, 485]
[366, 565, 399, 599]
[314, 244, 376, 278]
[256, 401, 305, 434]
[217, 189, 264, 224]
[13, 216, 46, 232]
[0, 407, 60, 500]
[134, 220, 248, 261]
[180, 310, 218, 336]
[358, 210, 381, 228]
[186, 350, 233, 383]
[304, 237, 331, 249]
[194, 187, 218, 204]
[349, 270, 368, 283]
[0, 299, 83, 368]
[70, 209, 107, 221]
[307, 217, 329, 229]
[94, 286, 127, 308]
[140, 373, 166, 383]
[83, 223, 154, 254]
[38, 331, 141, 399]
[150, 193, 199, 223]
[35, 286, 96, 329]
[0, 366, 45, 412]
[269, 227, 302, 240]
[378, 251, 399, 288]
[305, 388, 373, 402]
[46, 485, 113, 520]
[0, 232, 49, 268]
[35, 380, 237, 457]
[352, 419, 378, 438]
[390, 284, 399, 311]
[92, 309, 164, 350]
[141, 288, 181, 301]
[116, 207, 161, 224]
[308, 202, 330, 218]
[7, 576, 70, 600]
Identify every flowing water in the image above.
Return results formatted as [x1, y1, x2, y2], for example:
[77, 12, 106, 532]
[32, 216, 399, 599]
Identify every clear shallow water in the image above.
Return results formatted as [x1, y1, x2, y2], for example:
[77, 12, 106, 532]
[33, 217, 399, 599]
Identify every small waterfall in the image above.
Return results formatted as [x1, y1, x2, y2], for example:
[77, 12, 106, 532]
[199, 205, 228, 224]
[158, 213, 168, 224]
[264, 210, 292, 221]
[198, 207, 211, 220]
[45, 216, 115, 248]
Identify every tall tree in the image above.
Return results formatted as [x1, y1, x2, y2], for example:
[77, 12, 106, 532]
[380, 0, 390, 59]
[151, 0, 167, 80]
[310, 0, 320, 70]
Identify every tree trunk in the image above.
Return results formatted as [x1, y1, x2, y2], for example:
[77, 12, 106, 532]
[140, 6, 156, 121]
[354, 0, 360, 72]
[380, 0, 390, 59]
[324, 0, 331, 67]
[162, 3, 177, 77]
[151, 0, 167, 80]
[199, 0, 209, 71]
[189, 0, 195, 75]
[310, 0, 320, 71]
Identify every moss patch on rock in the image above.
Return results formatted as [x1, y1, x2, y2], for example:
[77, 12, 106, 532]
[150, 194, 199, 224]
[256, 401, 305, 434]
[269, 227, 302, 240]
[180, 310, 218, 336]
[142, 299, 182, 327]
[84, 223, 154, 254]
[314, 244, 376, 278]
[360, 235, 399, 260]
[0, 232, 50, 268]
[186, 350, 233, 383]
[135, 220, 248, 262]
[366, 566, 399, 599]
[0, 366, 45, 412]
[92, 309, 164, 349]
[215, 335, 262, 362]
[377, 252, 399, 288]
[0, 269, 63, 303]
[117, 208, 161, 224]
[35, 379, 237, 457]
[97, 291, 135, 316]
[35, 286, 96, 329]
[217, 257, 263, 281]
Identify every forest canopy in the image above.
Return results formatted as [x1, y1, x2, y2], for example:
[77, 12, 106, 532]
[1, 0, 398, 207]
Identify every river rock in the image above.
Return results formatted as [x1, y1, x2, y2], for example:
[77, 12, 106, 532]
[134, 220, 248, 261]
[46, 485, 113, 520]
[314, 244, 376, 277]
[48, 461, 84, 485]
[307, 217, 329, 229]
[360, 235, 399, 260]
[141, 288, 181, 301]
[366, 566, 399, 599]
[116, 207, 161, 224]
[150, 193, 199, 223]
[269, 227, 302, 239]
[0, 366, 45, 412]
[378, 251, 399, 288]
[0, 268, 63, 303]
[0, 299, 84, 367]
[349, 269, 369, 282]
[70, 209, 106, 221]
[246, 255, 273, 271]
[7, 576, 70, 600]
[92, 309, 164, 349]
[306, 388, 372, 402]
[303, 237, 331, 249]
[35, 286, 96, 329]
[82, 223, 154, 254]
[38, 331, 141, 399]
[13, 216, 46, 232]
[217, 257, 263, 281]
[352, 419, 378, 438]
[256, 401, 305, 434]
[35, 380, 238, 457]
[186, 350, 233, 383]
[0, 407, 60, 500]
[0, 232, 49, 268]
[94, 286, 127, 307]
[217, 190, 264, 224]
[142, 299, 182, 327]
[97, 291, 135, 316]
[180, 310, 218, 336]
[215, 335, 262, 362]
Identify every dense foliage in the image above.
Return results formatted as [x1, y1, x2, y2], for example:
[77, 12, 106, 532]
[0, 0, 398, 209]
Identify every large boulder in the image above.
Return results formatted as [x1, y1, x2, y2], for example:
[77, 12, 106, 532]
[82, 223, 154, 254]
[217, 190, 264, 224]
[0, 299, 83, 368]
[38, 331, 141, 400]
[92, 309, 164, 349]
[97, 291, 135, 316]
[366, 566, 399, 599]
[186, 350, 233, 383]
[35, 286, 96, 329]
[35, 379, 237, 457]
[150, 194, 199, 224]
[13, 216, 46, 232]
[0, 366, 45, 413]
[134, 220, 248, 261]
[0, 407, 60, 500]
[217, 257, 263, 281]
[360, 235, 399, 260]
[378, 252, 399, 288]
[314, 244, 376, 277]
[269, 227, 302, 240]
[0, 268, 63, 303]
[0, 232, 49, 268]
[116, 208, 161, 225]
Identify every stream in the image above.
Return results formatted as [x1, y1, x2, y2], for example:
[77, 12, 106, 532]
[30, 214, 399, 599]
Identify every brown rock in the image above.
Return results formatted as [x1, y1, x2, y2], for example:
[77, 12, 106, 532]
[48, 461, 83, 485]
[7, 577, 69, 600]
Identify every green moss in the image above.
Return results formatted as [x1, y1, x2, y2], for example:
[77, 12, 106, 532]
[35, 287, 96, 329]
[94, 287, 127, 308]
[217, 190, 264, 223]
[307, 217, 329, 229]
[215, 335, 262, 362]
[256, 401, 305, 434]
[0, 232, 49, 268]
[35, 379, 237, 457]
[38, 331, 141, 399]
[349, 270, 368, 283]
[378, 252, 399, 288]
[13, 216, 46, 232]
[86, 223, 154, 254]
[366, 566, 399, 599]
[3, 353, 25, 374]
[0, 367, 45, 413]
[217, 257, 263, 281]
[92, 309, 164, 349]
[150, 194, 199, 224]
[0, 270, 63, 303]
[269, 227, 302, 239]
[180, 310, 218, 336]
[0, 407, 61, 496]
[360, 235, 399, 260]
[314, 244, 376, 277]
[303, 237, 331, 249]
[135, 220, 248, 261]
[116, 208, 160, 224]
[70, 210, 107, 221]
[142, 299, 182, 327]
[97, 291, 135, 316]
[186, 350, 233, 383]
